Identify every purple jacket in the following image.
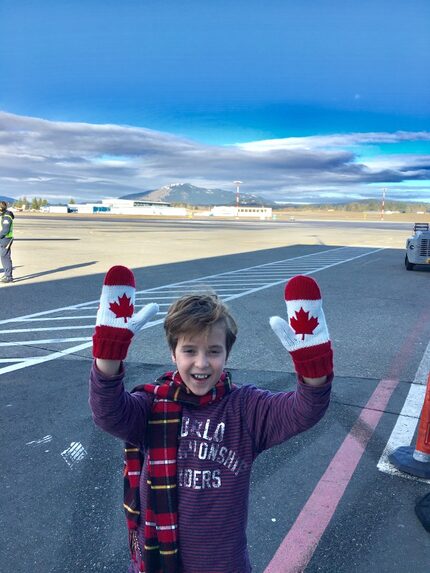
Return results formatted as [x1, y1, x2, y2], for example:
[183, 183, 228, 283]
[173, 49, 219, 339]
[89, 363, 332, 573]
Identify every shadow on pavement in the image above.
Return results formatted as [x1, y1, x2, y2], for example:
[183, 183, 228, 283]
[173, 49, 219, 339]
[13, 261, 98, 283]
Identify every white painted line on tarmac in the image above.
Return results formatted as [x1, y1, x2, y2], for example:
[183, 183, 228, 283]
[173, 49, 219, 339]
[0, 337, 92, 347]
[0, 300, 100, 324]
[377, 339, 430, 484]
[26, 435, 53, 446]
[0, 246, 383, 376]
[136, 296, 183, 300]
[10, 316, 96, 322]
[0, 341, 94, 374]
[61, 441, 87, 469]
[413, 343, 430, 387]
[0, 324, 94, 334]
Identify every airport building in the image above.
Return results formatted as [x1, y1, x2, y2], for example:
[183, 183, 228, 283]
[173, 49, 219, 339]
[43, 199, 272, 218]
[44, 199, 188, 216]
[210, 206, 272, 219]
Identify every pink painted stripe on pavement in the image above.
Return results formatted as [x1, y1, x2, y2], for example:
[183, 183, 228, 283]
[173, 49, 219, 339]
[264, 377, 399, 573]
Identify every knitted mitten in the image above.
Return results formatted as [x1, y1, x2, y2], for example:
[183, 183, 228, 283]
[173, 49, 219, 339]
[92, 266, 159, 360]
[270, 275, 333, 378]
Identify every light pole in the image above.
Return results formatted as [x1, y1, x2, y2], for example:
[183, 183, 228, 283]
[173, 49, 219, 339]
[234, 181, 242, 216]
[381, 187, 386, 221]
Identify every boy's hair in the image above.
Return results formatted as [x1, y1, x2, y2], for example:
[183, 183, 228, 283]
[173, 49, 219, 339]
[0, 201, 7, 211]
[164, 293, 238, 357]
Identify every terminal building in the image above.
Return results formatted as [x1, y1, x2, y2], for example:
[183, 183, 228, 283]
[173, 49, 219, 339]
[210, 206, 272, 219]
[65, 199, 187, 216]
[44, 200, 272, 219]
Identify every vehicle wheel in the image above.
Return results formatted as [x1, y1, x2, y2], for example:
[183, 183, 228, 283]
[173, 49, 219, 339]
[405, 255, 414, 270]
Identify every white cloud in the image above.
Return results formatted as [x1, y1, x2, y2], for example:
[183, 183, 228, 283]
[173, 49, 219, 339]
[237, 131, 430, 152]
[0, 111, 429, 203]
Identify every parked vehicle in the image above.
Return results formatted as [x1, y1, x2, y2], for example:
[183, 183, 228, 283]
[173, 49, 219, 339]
[405, 223, 430, 270]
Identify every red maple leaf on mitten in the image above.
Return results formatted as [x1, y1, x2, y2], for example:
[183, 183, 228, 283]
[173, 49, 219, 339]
[270, 275, 333, 378]
[290, 307, 319, 340]
[109, 293, 134, 323]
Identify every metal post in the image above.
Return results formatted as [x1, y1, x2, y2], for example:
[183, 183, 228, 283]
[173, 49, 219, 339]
[234, 181, 242, 218]
[381, 188, 386, 221]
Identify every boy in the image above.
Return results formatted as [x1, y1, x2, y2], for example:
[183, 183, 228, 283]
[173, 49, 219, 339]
[89, 266, 333, 573]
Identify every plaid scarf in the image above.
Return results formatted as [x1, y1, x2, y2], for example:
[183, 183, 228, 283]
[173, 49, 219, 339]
[124, 370, 234, 573]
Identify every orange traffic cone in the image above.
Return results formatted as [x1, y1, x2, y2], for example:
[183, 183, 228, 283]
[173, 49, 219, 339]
[389, 373, 430, 478]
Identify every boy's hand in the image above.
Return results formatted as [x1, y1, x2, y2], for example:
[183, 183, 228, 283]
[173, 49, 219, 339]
[92, 265, 159, 360]
[270, 275, 333, 379]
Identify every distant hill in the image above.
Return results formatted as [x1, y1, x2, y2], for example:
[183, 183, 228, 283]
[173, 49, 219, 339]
[120, 183, 273, 206]
[0, 195, 15, 204]
[282, 199, 430, 213]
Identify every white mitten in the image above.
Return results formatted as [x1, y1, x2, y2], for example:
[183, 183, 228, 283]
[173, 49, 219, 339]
[270, 275, 333, 378]
[92, 266, 159, 360]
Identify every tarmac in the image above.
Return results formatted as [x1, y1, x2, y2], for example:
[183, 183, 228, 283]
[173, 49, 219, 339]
[1, 213, 429, 572]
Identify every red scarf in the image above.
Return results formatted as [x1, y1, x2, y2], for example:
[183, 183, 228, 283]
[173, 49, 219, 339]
[124, 370, 234, 573]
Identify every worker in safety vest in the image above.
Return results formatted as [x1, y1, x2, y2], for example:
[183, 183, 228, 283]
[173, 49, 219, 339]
[1, 201, 15, 283]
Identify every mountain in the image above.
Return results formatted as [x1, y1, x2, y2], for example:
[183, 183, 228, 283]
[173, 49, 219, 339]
[119, 183, 272, 206]
[0, 195, 15, 204]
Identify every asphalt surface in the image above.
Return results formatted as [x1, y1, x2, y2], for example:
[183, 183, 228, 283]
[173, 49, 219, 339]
[1, 215, 429, 573]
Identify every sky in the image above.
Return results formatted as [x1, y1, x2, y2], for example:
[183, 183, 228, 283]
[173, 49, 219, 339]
[0, 0, 429, 204]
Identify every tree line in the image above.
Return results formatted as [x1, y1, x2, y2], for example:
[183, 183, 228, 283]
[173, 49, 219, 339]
[279, 199, 430, 213]
[12, 197, 76, 210]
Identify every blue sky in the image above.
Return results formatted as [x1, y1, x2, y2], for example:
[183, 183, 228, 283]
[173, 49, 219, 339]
[0, 0, 429, 203]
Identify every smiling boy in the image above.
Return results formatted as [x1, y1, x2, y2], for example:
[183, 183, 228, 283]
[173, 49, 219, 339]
[89, 266, 333, 573]
[164, 293, 237, 397]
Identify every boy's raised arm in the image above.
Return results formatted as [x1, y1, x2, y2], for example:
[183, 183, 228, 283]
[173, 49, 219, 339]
[270, 275, 333, 384]
[92, 266, 159, 375]
[89, 266, 159, 443]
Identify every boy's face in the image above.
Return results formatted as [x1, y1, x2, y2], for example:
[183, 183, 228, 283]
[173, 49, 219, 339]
[171, 323, 228, 396]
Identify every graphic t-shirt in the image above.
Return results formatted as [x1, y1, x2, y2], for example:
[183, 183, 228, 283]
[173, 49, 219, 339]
[89, 364, 332, 573]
